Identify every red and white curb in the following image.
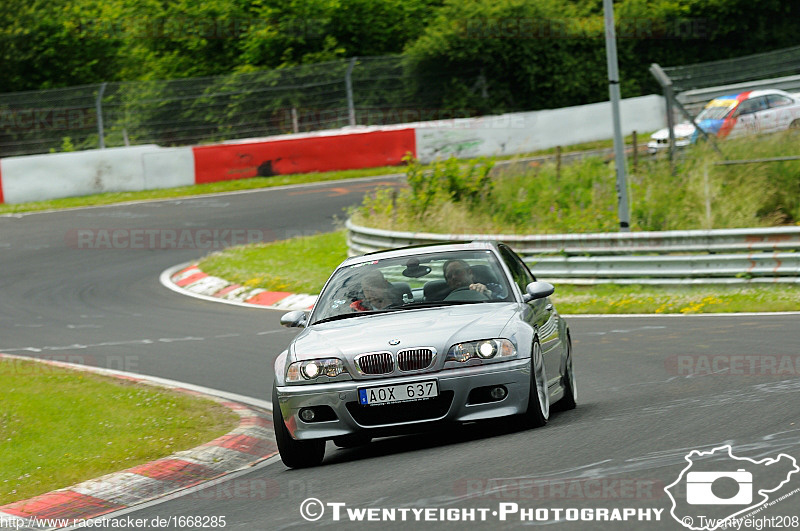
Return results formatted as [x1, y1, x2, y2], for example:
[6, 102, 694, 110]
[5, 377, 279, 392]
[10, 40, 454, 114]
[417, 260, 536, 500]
[162, 263, 317, 312]
[0, 354, 277, 530]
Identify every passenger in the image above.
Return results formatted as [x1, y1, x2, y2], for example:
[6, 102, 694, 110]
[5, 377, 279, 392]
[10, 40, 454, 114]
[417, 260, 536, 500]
[351, 270, 400, 311]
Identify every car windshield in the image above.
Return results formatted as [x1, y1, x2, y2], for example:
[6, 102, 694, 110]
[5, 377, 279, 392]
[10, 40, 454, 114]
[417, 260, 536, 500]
[310, 249, 514, 324]
[696, 100, 736, 121]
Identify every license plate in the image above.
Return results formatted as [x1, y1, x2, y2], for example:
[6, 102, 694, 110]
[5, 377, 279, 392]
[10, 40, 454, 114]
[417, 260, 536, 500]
[358, 380, 439, 406]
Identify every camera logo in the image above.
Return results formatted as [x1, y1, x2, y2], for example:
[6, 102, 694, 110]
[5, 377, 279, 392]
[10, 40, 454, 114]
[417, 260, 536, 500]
[686, 469, 752, 505]
[665, 445, 799, 530]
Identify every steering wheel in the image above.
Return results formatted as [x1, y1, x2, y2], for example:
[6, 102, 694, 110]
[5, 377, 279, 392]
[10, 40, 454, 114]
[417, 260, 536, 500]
[488, 283, 507, 299]
[445, 286, 489, 301]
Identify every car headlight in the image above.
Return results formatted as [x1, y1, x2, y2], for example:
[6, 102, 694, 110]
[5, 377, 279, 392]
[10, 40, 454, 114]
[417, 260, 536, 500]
[286, 358, 349, 382]
[445, 339, 516, 363]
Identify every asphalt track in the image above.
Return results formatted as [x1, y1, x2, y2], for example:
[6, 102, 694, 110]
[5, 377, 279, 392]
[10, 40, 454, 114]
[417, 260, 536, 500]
[1, 176, 799, 530]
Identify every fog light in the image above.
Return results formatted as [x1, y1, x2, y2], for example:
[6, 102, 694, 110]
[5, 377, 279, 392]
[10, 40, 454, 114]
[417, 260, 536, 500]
[299, 408, 316, 422]
[489, 386, 507, 400]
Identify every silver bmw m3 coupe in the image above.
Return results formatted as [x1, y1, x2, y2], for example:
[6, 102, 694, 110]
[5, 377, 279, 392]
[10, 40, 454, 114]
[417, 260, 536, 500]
[273, 241, 576, 468]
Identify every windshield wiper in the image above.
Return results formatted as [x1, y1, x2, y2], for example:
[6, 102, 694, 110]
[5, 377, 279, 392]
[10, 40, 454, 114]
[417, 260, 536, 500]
[312, 308, 401, 326]
[312, 301, 490, 325]
[382, 300, 488, 311]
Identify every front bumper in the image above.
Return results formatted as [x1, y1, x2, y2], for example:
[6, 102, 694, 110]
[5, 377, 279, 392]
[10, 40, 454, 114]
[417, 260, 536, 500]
[274, 358, 532, 440]
[647, 138, 692, 154]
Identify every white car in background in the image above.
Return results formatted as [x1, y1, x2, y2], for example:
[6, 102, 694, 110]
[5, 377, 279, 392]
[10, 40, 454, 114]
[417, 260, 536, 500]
[648, 88, 800, 153]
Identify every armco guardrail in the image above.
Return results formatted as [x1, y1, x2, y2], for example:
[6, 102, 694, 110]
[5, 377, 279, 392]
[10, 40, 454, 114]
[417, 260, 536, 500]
[346, 220, 800, 284]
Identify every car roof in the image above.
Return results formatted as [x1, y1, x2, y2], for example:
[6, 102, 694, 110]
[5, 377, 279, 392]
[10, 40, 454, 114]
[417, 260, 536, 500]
[340, 241, 502, 267]
[748, 88, 792, 98]
[712, 88, 791, 103]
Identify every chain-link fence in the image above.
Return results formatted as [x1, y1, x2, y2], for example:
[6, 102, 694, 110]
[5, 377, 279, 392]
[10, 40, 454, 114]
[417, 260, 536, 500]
[6, 46, 798, 159]
[662, 45, 800, 93]
[0, 55, 487, 158]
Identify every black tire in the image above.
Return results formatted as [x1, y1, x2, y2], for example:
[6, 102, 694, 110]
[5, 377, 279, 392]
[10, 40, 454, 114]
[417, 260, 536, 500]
[272, 387, 325, 468]
[790, 119, 800, 129]
[333, 433, 372, 449]
[522, 340, 549, 428]
[559, 339, 577, 411]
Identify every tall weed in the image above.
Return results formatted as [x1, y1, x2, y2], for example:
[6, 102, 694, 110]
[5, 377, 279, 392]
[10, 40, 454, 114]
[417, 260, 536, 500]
[352, 130, 800, 234]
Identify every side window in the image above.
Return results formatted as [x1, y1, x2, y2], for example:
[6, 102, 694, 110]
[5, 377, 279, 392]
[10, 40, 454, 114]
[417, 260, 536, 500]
[736, 99, 758, 116]
[768, 94, 792, 108]
[737, 97, 769, 116]
[499, 246, 535, 293]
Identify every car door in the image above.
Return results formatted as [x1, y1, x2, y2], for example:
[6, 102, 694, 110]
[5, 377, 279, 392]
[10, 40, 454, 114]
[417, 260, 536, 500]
[766, 93, 797, 131]
[755, 95, 783, 133]
[731, 96, 768, 137]
[498, 245, 562, 389]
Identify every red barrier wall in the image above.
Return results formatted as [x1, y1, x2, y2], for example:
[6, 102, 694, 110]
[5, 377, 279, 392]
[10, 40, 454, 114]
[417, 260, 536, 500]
[192, 128, 416, 184]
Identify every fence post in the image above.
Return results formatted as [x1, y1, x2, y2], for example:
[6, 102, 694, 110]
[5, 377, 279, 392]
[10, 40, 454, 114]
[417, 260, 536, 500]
[291, 107, 299, 134]
[603, 0, 630, 232]
[632, 130, 638, 173]
[345, 57, 357, 127]
[96, 82, 107, 149]
[649, 64, 676, 174]
[556, 146, 562, 180]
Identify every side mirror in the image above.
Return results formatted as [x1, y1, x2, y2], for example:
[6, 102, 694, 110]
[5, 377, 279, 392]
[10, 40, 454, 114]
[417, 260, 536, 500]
[523, 281, 555, 303]
[280, 310, 308, 328]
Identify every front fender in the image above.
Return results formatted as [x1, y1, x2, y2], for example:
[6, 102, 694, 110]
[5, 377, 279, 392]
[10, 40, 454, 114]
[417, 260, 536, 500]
[273, 350, 289, 386]
[500, 317, 535, 360]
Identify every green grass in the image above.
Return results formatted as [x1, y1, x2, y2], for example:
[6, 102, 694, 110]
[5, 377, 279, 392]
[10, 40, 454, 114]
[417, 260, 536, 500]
[198, 230, 349, 294]
[197, 231, 800, 314]
[0, 359, 239, 505]
[551, 284, 800, 314]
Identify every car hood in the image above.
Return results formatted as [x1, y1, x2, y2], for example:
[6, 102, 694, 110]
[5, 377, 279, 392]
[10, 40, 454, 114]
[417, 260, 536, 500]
[291, 303, 518, 364]
[650, 123, 696, 140]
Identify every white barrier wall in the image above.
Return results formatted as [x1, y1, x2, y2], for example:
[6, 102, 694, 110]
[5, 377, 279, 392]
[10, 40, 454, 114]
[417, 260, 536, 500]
[414, 94, 665, 163]
[0, 145, 195, 204]
[141, 148, 197, 190]
[0, 94, 665, 204]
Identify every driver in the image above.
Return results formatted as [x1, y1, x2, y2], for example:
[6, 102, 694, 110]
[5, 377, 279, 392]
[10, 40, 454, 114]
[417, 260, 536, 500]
[351, 270, 400, 311]
[443, 259, 492, 297]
